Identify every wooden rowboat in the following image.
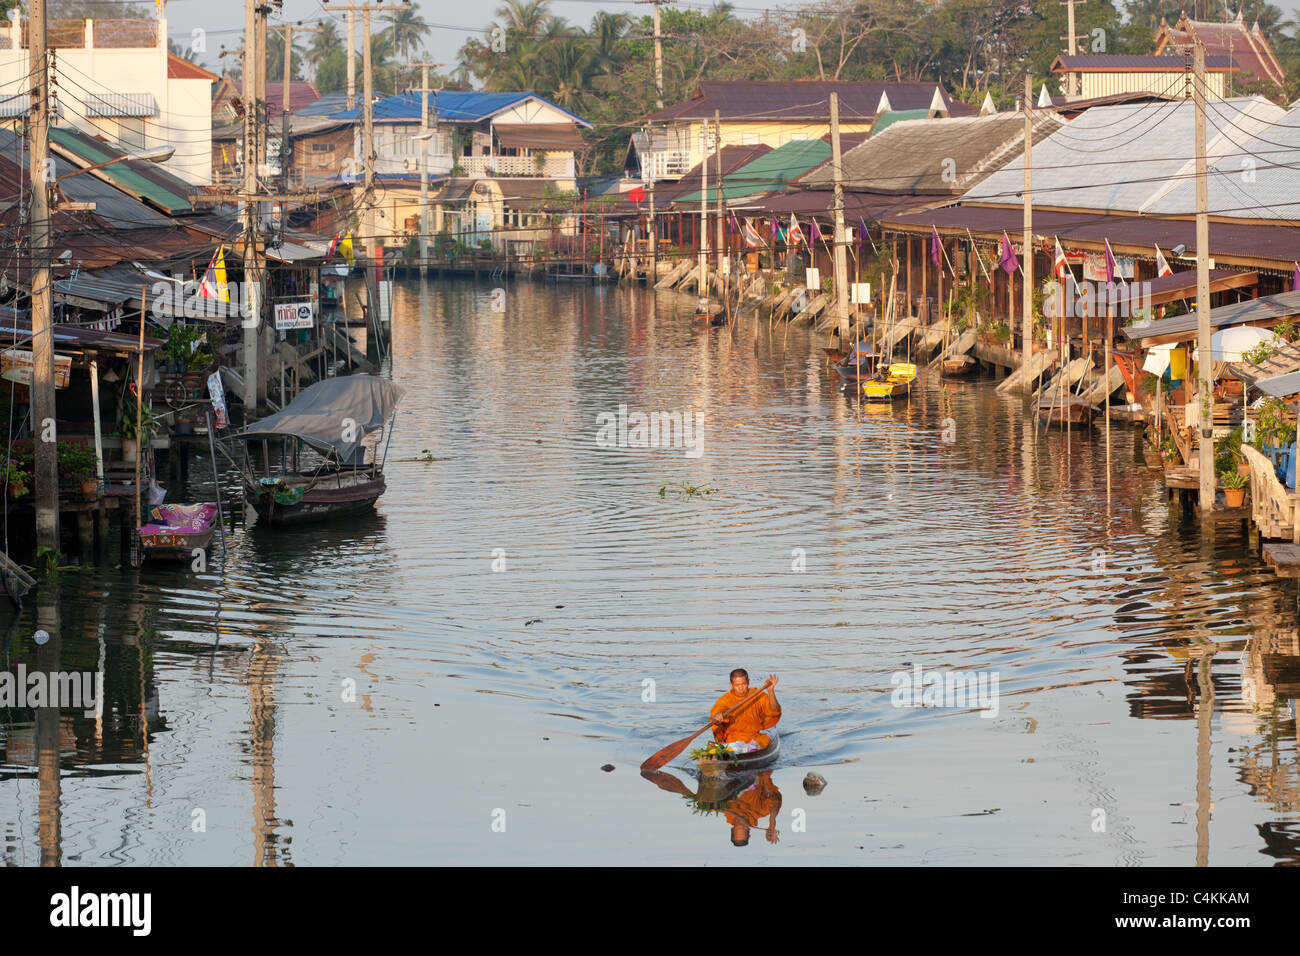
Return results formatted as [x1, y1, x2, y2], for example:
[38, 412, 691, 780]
[1034, 393, 1095, 427]
[694, 300, 725, 325]
[137, 502, 218, 560]
[861, 362, 917, 402]
[941, 354, 977, 377]
[695, 733, 780, 778]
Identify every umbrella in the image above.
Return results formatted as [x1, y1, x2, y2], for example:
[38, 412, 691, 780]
[1191, 326, 1284, 363]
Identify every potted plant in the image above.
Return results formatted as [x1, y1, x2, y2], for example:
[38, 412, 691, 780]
[57, 441, 98, 497]
[118, 401, 158, 465]
[1142, 426, 1164, 468]
[4, 459, 28, 498]
[1220, 468, 1248, 507]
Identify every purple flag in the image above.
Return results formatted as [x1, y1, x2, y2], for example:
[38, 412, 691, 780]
[1104, 239, 1116, 285]
[931, 226, 941, 267]
[858, 217, 868, 256]
[1292, 263, 1299, 291]
[810, 218, 822, 242]
[1000, 232, 1018, 275]
[728, 211, 740, 235]
[771, 216, 777, 244]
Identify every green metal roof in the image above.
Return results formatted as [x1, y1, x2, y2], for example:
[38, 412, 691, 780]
[49, 127, 193, 215]
[673, 139, 832, 205]
[870, 109, 929, 137]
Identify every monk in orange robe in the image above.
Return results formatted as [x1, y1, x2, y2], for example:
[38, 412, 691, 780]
[710, 669, 780, 750]
[724, 771, 782, 846]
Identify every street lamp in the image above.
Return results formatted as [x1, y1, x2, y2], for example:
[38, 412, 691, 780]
[52, 145, 176, 185]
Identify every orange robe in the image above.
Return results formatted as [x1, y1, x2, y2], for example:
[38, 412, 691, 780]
[711, 690, 780, 748]
[723, 772, 782, 829]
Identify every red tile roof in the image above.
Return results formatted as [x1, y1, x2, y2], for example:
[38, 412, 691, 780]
[167, 53, 219, 82]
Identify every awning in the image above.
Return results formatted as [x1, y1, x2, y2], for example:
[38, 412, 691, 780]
[228, 375, 404, 461]
[493, 123, 585, 150]
[83, 93, 159, 118]
[1112, 269, 1259, 310]
[1257, 371, 1300, 400]
[1123, 289, 1300, 346]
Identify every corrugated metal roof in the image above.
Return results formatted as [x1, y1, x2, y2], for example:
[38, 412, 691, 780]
[671, 139, 831, 206]
[1123, 289, 1300, 344]
[1052, 54, 1238, 71]
[644, 81, 977, 123]
[1256, 370, 1300, 397]
[48, 126, 193, 215]
[0, 95, 63, 118]
[961, 96, 1286, 213]
[638, 144, 771, 210]
[83, 93, 158, 118]
[332, 91, 593, 128]
[0, 317, 164, 353]
[869, 109, 929, 136]
[804, 111, 1064, 195]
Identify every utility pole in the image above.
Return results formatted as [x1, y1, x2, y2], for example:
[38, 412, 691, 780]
[698, 124, 708, 301]
[1061, 0, 1085, 96]
[346, 9, 356, 110]
[714, 109, 723, 294]
[830, 91, 849, 338]
[634, 0, 665, 110]
[243, 0, 264, 414]
[29, 0, 57, 550]
[324, 2, 409, 258]
[1021, 74, 1034, 388]
[412, 62, 445, 276]
[1193, 38, 1215, 511]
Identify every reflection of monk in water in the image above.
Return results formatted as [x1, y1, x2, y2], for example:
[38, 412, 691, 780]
[726, 771, 782, 847]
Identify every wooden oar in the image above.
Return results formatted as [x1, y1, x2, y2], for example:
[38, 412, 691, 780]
[640, 680, 773, 773]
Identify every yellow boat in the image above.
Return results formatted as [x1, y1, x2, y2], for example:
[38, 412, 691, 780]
[861, 362, 917, 402]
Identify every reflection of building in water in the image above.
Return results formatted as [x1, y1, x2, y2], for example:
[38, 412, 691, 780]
[1233, 625, 1300, 824]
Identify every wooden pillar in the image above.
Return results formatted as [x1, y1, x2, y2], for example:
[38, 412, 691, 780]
[920, 236, 928, 323]
[906, 237, 913, 319]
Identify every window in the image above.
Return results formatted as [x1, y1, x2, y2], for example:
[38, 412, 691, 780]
[742, 133, 759, 145]
[788, 132, 808, 142]
[119, 118, 145, 149]
[312, 143, 334, 153]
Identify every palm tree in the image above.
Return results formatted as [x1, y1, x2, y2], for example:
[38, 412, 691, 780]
[306, 20, 343, 82]
[385, 6, 433, 63]
[495, 0, 551, 38]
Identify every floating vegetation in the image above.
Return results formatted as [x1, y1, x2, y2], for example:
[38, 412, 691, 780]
[396, 448, 451, 463]
[659, 481, 718, 499]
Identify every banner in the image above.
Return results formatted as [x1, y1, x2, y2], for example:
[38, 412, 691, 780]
[2, 349, 71, 388]
[1083, 253, 1134, 282]
[207, 371, 228, 429]
[274, 301, 315, 330]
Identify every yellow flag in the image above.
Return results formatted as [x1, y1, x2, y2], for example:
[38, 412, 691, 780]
[340, 232, 354, 267]
[214, 245, 229, 302]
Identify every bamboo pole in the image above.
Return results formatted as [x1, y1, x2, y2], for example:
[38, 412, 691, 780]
[133, 285, 147, 561]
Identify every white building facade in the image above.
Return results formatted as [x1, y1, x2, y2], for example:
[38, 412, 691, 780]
[0, 17, 215, 184]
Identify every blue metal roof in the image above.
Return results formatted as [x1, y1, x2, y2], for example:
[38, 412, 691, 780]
[331, 90, 592, 127]
[297, 94, 352, 117]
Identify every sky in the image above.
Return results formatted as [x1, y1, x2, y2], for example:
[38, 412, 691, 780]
[154, 0, 755, 78]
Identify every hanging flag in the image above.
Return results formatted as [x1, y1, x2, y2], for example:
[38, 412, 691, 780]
[1154, 244, 1173, 278]
[1104, 238, 1117, 285]
[1292, 262, 1300, 292]
[339, 231, 354, 267]
[198, 245, 229, 302]
[788, 214, 805, 246]
[1053, 237, 1068, 280]
[728, 211, 740, 235]
[809, 218, 822, 242]
[858, 217, 868, 257]
[930, 226, 941, 267]
[743, 218, 762, 248]
[999, 232, 1018, 275]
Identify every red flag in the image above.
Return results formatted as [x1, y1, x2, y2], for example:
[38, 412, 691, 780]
[628, 186, 647, 203]
[1053, 237, 1067, 280]
[743, 218, 762, 248]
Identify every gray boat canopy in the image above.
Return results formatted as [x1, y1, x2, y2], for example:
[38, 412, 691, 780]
[228, 374, 404, 461]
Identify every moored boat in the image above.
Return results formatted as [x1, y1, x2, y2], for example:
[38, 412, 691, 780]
[137, 502, 217, 559]
[942, 353, 977, 377]
[1034, 392, 1095, 427]
[225, 375, 404, 527]
[694, 298, 725, 324]
[833, 343, 880, 383]
[695, 733, 780, 778]
[861, 362, 917, 402]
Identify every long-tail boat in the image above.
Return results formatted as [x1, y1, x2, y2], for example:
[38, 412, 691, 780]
[1034, 390, 1095, 427]
[225, 375, 404, 526]
[137, 502, 218, 558]
[861, 363, 917, 402]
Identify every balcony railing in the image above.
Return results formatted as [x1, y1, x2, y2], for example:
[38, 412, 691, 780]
[457, 155, 575, 179]
[644, 150, 692, 180]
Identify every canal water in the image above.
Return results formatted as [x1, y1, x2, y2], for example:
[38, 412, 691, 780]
[2, 278, 1298, 866]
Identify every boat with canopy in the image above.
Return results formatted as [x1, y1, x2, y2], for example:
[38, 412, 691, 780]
[223, 375, 403, 525]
